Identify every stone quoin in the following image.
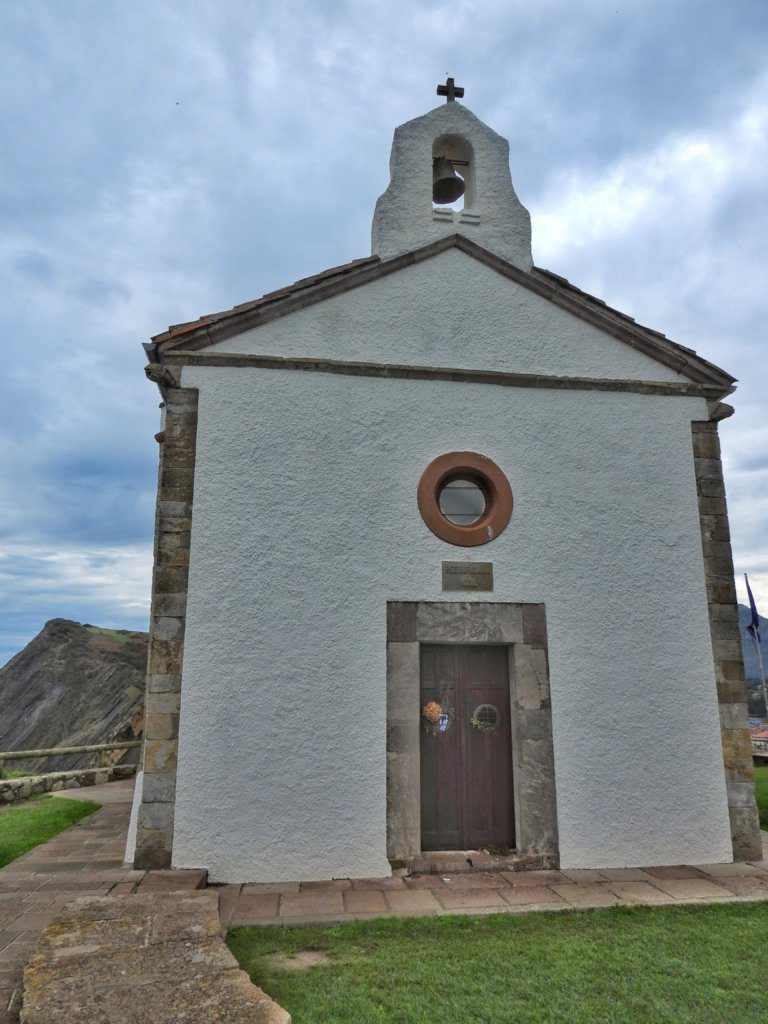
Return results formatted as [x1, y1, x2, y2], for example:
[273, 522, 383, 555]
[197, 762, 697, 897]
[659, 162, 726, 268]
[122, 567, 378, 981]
[130, 82, 760, 880]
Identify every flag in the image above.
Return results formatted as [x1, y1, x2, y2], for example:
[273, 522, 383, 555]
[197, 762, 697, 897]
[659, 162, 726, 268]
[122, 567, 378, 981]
[745, 574, 761, 646]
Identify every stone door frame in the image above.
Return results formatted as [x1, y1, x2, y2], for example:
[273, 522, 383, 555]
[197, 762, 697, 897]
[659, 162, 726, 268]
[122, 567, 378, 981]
[386, 601, 559, 868]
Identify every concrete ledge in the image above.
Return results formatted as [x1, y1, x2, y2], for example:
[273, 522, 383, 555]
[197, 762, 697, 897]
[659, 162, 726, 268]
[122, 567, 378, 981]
[0, 764, 137, 804]
[21, 892, 290, 1024]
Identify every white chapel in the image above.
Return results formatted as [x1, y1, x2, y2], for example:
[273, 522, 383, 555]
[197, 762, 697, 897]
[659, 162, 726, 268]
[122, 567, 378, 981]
[129, 82, 760, 882]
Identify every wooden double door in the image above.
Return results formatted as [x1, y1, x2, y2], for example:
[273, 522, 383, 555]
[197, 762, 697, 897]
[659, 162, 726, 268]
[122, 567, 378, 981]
[420, 644, 515, 851]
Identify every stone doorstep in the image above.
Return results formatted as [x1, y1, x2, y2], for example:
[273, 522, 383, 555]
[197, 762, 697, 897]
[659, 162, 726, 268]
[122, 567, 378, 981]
[408, 850, 547, 875]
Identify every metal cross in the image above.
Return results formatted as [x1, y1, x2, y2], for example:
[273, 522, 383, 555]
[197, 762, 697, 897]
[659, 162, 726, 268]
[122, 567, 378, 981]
[437, 77, 464, 103]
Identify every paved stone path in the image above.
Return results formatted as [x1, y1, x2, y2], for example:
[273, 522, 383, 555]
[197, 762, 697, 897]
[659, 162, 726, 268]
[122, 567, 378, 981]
[2, 778, 768, 1019]
[221, 857, 768, 927]
[22, 892, 288, 1024]
[0, 780, 138, 1023]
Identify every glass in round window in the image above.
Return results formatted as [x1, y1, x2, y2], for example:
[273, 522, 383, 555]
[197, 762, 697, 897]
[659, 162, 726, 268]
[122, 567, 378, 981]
[438, 477, 486, 525]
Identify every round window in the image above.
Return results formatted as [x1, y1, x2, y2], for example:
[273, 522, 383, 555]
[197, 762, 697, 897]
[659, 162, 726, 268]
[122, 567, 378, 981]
[438, 477, 487, 525]
[417, 452, 513, 547]
[471, 704, 500, 732]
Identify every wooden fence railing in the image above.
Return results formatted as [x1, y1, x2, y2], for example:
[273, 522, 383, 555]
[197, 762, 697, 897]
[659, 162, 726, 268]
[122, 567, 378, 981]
[0, 740, 142, 769]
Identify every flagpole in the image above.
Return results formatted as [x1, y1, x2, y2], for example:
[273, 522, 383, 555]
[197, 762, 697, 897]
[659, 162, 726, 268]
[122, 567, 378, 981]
[756, 633, 768, 722]
[744, 574, 768, 721]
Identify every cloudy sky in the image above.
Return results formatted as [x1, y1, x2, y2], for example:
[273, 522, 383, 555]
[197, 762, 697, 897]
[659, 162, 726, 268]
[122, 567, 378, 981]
[1, 0, 767, 665]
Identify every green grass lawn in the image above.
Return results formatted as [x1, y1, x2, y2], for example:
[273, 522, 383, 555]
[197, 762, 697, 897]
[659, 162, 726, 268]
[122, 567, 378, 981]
[753, 764, 768, 829]
[229, 903, 768, 1024]
[0, 795, 100, 868]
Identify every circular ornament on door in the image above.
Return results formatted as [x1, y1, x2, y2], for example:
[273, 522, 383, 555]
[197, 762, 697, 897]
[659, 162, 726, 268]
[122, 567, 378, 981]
[417, 452, 512, 546]
[470, 704, 500, 732]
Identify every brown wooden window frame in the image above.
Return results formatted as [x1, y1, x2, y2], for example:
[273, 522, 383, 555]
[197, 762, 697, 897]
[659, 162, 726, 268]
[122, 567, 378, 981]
[417, 451, 513, 547]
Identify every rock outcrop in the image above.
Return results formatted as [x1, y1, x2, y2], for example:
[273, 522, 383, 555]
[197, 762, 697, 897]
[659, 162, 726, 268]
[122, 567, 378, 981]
[0, 619, 147, 772]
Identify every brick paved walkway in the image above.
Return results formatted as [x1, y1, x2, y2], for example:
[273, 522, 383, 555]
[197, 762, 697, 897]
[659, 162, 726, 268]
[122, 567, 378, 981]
[2, 778, 768, 1019]
[220, 855, 768, 928]
[0, 780, 139, 1024]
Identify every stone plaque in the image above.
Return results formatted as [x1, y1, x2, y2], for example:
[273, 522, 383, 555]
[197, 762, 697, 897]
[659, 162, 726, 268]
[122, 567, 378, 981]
[442, 561, 493, 592]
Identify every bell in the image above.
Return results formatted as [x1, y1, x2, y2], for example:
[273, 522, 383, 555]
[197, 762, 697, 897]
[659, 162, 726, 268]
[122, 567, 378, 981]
[432, 157, 465, 204]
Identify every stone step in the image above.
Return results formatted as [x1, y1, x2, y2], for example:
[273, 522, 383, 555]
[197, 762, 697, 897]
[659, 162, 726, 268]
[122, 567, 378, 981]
[135, 868, 208, 892]
[20, 892, 289, 1024]
[409, 850, 548, 875]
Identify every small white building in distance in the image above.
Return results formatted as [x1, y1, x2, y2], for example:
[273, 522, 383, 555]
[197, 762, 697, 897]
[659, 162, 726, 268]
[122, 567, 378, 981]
[129, 82, 760, 883]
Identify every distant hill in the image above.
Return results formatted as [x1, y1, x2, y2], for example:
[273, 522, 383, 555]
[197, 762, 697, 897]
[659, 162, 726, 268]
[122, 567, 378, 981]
[0, 618, 147, 773]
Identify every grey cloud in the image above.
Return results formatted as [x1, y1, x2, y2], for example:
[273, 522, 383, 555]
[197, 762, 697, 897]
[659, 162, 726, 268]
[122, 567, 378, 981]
[13, 250, 57, 282]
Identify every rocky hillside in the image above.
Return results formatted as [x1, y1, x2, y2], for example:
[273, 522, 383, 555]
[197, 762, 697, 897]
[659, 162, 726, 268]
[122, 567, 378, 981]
[0, 619, 147, 773]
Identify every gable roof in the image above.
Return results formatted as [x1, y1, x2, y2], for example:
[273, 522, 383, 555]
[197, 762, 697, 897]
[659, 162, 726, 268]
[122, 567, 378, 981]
[150, 234, 735, 393]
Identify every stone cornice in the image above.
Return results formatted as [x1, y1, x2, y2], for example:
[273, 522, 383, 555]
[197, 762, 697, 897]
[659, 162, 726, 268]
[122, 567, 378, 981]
[160, 351, 729, 400]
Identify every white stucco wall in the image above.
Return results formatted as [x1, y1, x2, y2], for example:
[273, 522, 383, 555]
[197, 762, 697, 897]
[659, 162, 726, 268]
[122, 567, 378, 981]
[210, 249, 685, 384]
[172, 354, 733, 881]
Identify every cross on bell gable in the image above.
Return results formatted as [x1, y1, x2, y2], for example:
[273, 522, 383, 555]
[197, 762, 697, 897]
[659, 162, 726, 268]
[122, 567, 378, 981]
[437, 77, 464, 103]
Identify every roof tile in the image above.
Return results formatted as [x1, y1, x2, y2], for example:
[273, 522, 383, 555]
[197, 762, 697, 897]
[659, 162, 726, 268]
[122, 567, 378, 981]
[148, 236, 733, 390]
[153, 255, 379, 344]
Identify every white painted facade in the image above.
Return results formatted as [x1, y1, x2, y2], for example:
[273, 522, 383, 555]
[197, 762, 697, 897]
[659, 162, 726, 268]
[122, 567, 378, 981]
[173, 356, 731, 880]
[209, 248, 685, 384]
[161, 101, 734, 881]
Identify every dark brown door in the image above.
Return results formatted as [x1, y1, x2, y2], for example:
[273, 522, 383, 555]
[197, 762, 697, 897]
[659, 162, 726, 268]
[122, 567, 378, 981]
[420, 644, 514, 851]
